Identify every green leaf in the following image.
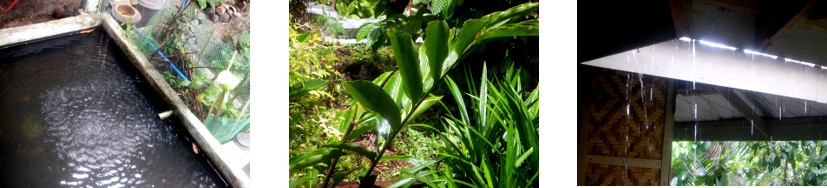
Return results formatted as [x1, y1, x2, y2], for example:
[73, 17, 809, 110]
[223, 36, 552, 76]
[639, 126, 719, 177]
[335, 1, 350, 16]
[296, 32, 312, 43]
[430, 0, 448, 15]
[289, 149, 345, 170]
[323, 143, 378, 161]
[383, 72, 404, 106]
[418, 44, 433, 91]
[407, 95, 442, 122]
[408, 123, 439, 132]
[380, 155, 414, 161]
[289, 79, 325, 98]
[367, 27, 387, 52]
[480, 2, 539, 28]
[357, 22, 378, 42]
[451, 19, 486, 61]
[198, 0, 207, 9]
[346, 123, 377, 141]
[424, 20, 450, 83]
[372, 71, 394, 86]
[514, 147, 534, 168]
[477, 20, 539, 41]
[344, 81, 401, 130]
[526, 85, 539, 118]
[388, 29, 423, 103]
[444, 76, 470, 125]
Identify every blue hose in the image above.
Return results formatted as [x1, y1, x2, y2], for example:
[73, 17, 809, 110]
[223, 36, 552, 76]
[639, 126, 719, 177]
[132, 25, 190, 82]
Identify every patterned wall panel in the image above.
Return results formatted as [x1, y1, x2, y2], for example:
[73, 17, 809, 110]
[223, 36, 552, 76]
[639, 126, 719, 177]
[582, 67, 669, 185]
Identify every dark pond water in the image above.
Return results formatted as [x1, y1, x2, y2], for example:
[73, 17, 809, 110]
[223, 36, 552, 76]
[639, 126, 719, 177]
[0, 29, 227, 187]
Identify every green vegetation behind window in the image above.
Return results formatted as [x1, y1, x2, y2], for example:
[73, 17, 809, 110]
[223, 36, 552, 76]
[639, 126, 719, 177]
[672, 141, 827, 186]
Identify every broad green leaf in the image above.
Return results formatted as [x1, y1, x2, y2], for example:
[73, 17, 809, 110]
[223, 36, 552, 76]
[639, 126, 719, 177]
[347, 1, 359, 17]
[373, 71, 394, 87]
[477, 20, 539, 41]
[368, 27, 387, 52]
[383, 72, 402, 102]
[418, 44, 433, 91]
[443, 0, 457, 19]
[333, 110, 350, 134]
[424, 20, 450, 83]
[452, 19, 486, 59]
[407, 95, 442, 122]
[388, 29, 423, 102]
[344, 81, 401, 130]
[430, 0, 449, 15]
[198, 0, 207, 9]
[289, 79, 325, 98]
[356, 22, 379, 41]
[323, 142, 378, 160]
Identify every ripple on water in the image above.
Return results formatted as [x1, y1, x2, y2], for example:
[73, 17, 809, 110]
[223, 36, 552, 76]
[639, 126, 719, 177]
[0, 30, 225, 187]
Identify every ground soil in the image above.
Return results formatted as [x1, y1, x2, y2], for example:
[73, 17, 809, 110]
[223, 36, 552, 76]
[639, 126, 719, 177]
[0, 0, 82, 29]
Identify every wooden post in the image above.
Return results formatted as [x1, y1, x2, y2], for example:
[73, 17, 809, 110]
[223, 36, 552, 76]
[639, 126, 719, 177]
[660, 80, 676, 185]
[577, 66, 596, 186]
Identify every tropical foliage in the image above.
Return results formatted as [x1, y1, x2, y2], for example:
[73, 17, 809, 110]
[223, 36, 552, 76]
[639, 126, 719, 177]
[289, 1, 539, 187]
[672, 141, 827, 186]
[289, 2, 538, 187]
[388, 63, 540, 188]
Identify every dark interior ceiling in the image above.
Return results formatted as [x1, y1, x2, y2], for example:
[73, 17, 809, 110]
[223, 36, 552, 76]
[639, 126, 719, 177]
[577, 0, 675, 62]
[579, 0, 827, 65]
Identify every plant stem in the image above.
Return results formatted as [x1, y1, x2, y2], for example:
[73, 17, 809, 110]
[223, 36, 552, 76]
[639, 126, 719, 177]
[322, 107, 357, 188]
[363, 76, 443, 181]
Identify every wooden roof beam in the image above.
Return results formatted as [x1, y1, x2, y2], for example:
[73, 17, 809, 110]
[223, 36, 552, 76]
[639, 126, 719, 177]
[696, 0, 761, 14]
[736, 90, 775, 120]
[669, 0, 692, 38]
[718, 88, 770, 138]
[760, 0, 817, 50]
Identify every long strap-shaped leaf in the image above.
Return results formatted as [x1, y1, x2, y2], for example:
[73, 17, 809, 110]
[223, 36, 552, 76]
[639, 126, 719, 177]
[388, 29, 424, 103]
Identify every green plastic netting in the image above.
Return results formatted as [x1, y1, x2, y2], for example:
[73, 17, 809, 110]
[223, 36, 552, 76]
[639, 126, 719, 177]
[206, 114, 250, 144]
[121, 0, 250, 143]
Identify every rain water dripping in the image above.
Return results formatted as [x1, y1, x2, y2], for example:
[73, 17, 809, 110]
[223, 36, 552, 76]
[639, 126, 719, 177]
[692, 39, 697, 89]
[639, 73, 652, 159]
[624, 73, 631, 186]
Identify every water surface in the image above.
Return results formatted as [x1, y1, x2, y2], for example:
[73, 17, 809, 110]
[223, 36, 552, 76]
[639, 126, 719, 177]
[0, 29, 226, 187]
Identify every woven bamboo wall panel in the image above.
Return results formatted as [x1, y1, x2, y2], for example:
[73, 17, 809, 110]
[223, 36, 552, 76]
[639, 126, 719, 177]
[585, 164, 660, 185]
[583, 68, 669, 185]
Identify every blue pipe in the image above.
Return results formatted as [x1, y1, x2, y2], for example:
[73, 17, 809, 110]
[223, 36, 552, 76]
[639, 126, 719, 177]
[132, 25, 190, 81]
